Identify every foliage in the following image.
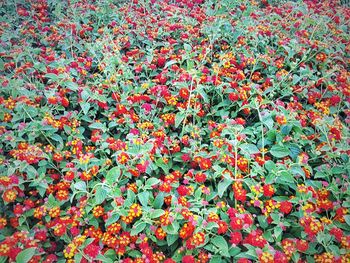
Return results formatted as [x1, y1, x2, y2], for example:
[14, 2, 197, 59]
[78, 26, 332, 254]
[0, 0, 349, 262]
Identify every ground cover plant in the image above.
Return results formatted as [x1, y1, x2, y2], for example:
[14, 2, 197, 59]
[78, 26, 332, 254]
[0, 0, 349, 262]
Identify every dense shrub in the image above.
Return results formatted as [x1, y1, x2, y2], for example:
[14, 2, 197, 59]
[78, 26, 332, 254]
[0, 0, 349, 262]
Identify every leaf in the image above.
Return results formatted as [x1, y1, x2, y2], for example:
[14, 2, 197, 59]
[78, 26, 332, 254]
[74, 181, 86, 191]
[16, 247, 36, 263]
[166, 234, 179, 246]
[274, 226, 283, 241]
[270, 145, 290, 158]
[44, 73, 59, 82]
[105, 214, 120, 226]
[209, 256, 222, 263]
[289, 143, 301, 159]
[138, 191, 150, 207]
[344, 215, 350, 226]
[265, 160, 276, 172]
[155, 158, 169, 174]
[95, 254, 113, 263]
[150, 209, 165, 218]
[63, 81, 79, 91]
[153, 192, 164, 209]
[95, 187, 108, 204]
[131, 221, 146, 236]
[257, 215, 268, 229]
[211, 236, 230, 257]
[175, 112, 185, 128]
[184, 43, 192, 52]
[281, 125, 292, 135]
[164, 221, 179, 234]
[262, 114, 274, 129]
[89, 122, 107, 131]
[51, 134, 63, 148]
[278, 171, 295, 184]
[80, 102, 90, 115]
[106, 167, 121, 185]
[217, 177, 233, 198]
[240, 143, 259, 155]
[164, 60, 178, 69]
[145, 178, 159, 188]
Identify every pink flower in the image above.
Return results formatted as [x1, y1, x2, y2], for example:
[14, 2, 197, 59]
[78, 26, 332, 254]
[83, 243, 100, 259]
[141, 103, 152, 113]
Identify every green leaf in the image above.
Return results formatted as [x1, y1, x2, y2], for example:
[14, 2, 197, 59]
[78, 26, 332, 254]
[153, 192, 164, 209]
[106, 167, 121, 185]
[211, 236, 230, 257]
[278, 171, 295, 184]
[95, 255, 113, 263]
[175, 112, 185, 128]
[155, 158, 169, 174]
[265, 160, 276, 172]
[145, 177, 159, 188]
[138, 191, 150, 207]
[164, 221, 179, 234]
[240, 143, 259, 155]
[89, 122, 107, 131]
[95, 187, 108, 204]
[257, 215, 268, 229]
[289, 143, 301, 159]
[63, 81, 78, 91]
[105, 214, 120, 226]
[74, 181, 86, 191]
[16, 247, 36, 263]
[81, 102, 90, 115]
[164, 60, 178, 69]
[209, 256, 223, 263]
[184, 43, 192, 52]
[344, 215, 350, 226]
[150, 209, 165, 218]
[217, 177, 233, 198]
[274, 226, 283, 241]
[44, 73, 59, 82]
[166, 234, 179, 246]
[270, 145, 290, 158]
[229, 247, 241, 257]
[262, 114, 274, 129]
[131, 221, 146, 236]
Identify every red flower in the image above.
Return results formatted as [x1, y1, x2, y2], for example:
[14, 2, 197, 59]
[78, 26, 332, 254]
[48, 97, 58, 105]
[230, 217, 243, 230]
[274, 251, 288, 263]
[8, 247, 22, 261]
[177, 185, 189, 196]
[279, 201, 293, 214]
[195, 172, 207, 183]
[330, 227, 343, 242]
[263, 184, 275, 197]
[181, 153, 191, 162]
[182, 255, 195, 263]
[217, 220, 228, 234]
[83, 243, 100, 259]
[179, 88, 190, 100]
[157, 56, 166, 67]
[229, 93, 239, 102]
[199, 158, 212, 170]
[230, 231, 242, 245]
[60, 97, 69, 107]
[296, 239, 309, 252]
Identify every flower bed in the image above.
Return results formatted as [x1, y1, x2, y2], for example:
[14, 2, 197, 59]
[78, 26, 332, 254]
[0, 0, 349, 262]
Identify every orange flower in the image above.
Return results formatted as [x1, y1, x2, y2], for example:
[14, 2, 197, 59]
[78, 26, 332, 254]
[92, 206, 104, 217]
[2, 189, 17, 203]
[155, 227, 167, 240]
